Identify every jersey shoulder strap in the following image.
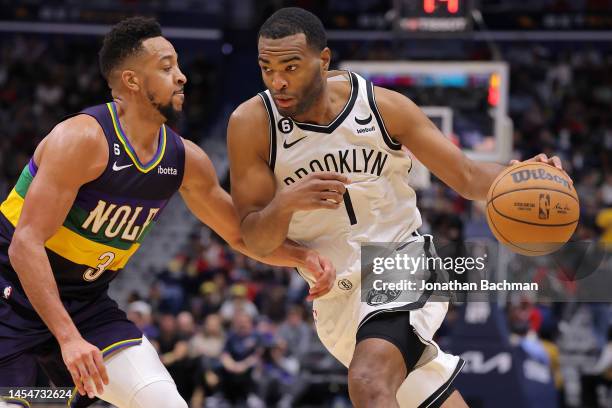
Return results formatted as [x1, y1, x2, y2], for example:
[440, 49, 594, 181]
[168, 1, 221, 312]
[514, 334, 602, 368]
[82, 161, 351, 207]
[257, 91, 278, 171]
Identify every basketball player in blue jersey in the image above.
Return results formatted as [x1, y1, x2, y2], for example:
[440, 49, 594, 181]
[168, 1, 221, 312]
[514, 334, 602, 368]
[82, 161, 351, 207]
[0, 17, 337, 408]
[228, 7, 569, 408]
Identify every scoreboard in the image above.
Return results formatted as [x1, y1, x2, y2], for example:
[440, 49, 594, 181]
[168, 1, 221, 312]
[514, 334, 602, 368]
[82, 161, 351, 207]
[395, 0, 475, 33]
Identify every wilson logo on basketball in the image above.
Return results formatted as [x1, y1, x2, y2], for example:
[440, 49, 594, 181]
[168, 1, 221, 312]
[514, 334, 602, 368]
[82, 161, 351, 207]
[511, 168, 570, 190]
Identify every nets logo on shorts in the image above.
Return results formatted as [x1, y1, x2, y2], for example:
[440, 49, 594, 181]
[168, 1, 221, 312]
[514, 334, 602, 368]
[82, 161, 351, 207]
[366, 287, 402, 306]
[338, 279, 353, 290]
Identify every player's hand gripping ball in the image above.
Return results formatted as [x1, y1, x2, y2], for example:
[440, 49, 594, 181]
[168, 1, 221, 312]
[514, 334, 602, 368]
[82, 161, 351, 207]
[486, 162, 579, 256]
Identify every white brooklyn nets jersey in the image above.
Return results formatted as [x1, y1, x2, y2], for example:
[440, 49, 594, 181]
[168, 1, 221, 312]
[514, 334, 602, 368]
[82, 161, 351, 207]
[259, 71, 422, 290]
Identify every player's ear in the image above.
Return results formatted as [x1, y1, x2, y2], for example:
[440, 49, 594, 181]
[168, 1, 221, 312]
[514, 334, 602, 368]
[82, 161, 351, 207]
[121, 70, 140, 92]
[320, 47, 331, 72]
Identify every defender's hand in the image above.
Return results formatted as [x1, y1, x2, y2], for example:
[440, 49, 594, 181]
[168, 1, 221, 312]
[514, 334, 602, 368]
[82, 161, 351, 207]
[60, 336, 108, 398]
[276, 172, 350, 212]
[304, 250, 336, 301]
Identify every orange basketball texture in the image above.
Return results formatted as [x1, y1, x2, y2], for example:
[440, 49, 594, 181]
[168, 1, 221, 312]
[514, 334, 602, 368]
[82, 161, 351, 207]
[486, 162, 579, 256]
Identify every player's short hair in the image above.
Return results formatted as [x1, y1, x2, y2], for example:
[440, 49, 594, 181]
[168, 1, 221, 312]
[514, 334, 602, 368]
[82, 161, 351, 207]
[99, 16, 162, 81]
[258, 7, 327, 52]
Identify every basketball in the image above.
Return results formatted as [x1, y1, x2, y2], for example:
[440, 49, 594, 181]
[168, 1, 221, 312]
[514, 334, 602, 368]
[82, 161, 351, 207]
[486, 162, 579, 256]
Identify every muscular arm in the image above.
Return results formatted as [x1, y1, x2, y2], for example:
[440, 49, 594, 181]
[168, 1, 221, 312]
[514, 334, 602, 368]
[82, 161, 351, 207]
[227, 98, 347, 257]
[179, 138, 313, 268]
[374, 87, 505, 201]
[226, 98, 292, 255]
[8, 115, 107, 345]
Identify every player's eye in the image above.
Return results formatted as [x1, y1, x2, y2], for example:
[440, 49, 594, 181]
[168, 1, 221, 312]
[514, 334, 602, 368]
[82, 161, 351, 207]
[163, 66, 172, 72]
[261, 66, 271, 73]
[286, 65, 297, 72]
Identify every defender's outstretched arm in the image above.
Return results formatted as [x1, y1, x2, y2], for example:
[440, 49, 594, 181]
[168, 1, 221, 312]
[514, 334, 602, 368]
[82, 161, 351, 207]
[180, 138, 336, 300]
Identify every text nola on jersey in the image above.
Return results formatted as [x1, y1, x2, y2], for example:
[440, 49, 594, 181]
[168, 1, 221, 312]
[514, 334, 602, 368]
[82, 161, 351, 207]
[372, 279, 539, 292]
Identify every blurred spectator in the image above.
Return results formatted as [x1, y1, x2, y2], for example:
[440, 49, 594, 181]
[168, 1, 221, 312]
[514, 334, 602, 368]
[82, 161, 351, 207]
[581, 326, 612, 407]
[219, 312, 262, 406]
[189, 313, 226, 403]
[190, 313, 226, 360]
[538, 308, 565, 407]
[277, 304, 313, 359]
[155, 261, 188, 314]
[157, 313, 200, 403]
[192, 280, 224, 321]
[596, 207, 612, 246]
[220, 283, 259, 323]
[256, 338, 300, 407]
[286, 269, 310, 303]
[177, 311, 197, 343]
[127, 300, 159, 340]
[229, 253, 253, 282]
[601, 174, 612, 206]
[257, 284, 288, 323]
[508, 298, 552, 364]
[155, 314, 181, 355]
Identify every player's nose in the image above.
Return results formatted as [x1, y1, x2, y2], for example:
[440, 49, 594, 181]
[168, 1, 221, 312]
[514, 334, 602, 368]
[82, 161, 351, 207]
[271, 73, 288, 91]
[176, 68, 187, 85]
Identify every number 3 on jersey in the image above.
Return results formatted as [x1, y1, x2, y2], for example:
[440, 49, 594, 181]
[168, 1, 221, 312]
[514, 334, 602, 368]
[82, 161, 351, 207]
[83, 252, 116, 281]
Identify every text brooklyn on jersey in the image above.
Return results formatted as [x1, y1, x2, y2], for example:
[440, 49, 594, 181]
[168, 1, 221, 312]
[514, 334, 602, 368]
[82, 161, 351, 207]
[283, 147, 389, 185]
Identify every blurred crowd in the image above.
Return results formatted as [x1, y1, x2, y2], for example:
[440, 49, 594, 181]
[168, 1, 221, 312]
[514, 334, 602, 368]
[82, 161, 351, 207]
[0, 35, 219, 199]
[1, 27, 611, 408]
[126, 235, 349, 407]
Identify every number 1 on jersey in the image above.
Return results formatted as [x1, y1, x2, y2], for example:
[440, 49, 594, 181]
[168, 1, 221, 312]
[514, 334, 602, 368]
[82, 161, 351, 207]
[343, 190, 357, 225]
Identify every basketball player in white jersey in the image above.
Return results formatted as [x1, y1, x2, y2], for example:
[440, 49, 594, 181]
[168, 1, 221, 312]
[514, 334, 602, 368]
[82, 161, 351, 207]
[228, 7, 566, 408]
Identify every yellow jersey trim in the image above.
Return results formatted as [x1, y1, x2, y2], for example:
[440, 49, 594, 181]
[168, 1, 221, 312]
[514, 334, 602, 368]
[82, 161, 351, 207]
[0, 188, 21, 227]
[1, 190, 139, 270]
[106, 102, 167, 173]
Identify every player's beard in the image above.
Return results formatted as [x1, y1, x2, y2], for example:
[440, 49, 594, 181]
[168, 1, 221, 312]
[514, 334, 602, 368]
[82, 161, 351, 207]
[147, 92, 182, 127]
[279, 69, 325, 118]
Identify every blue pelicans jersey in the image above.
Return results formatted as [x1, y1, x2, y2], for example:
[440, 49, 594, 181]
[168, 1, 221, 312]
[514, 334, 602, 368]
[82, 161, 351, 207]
[0, 102, 185, 299]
